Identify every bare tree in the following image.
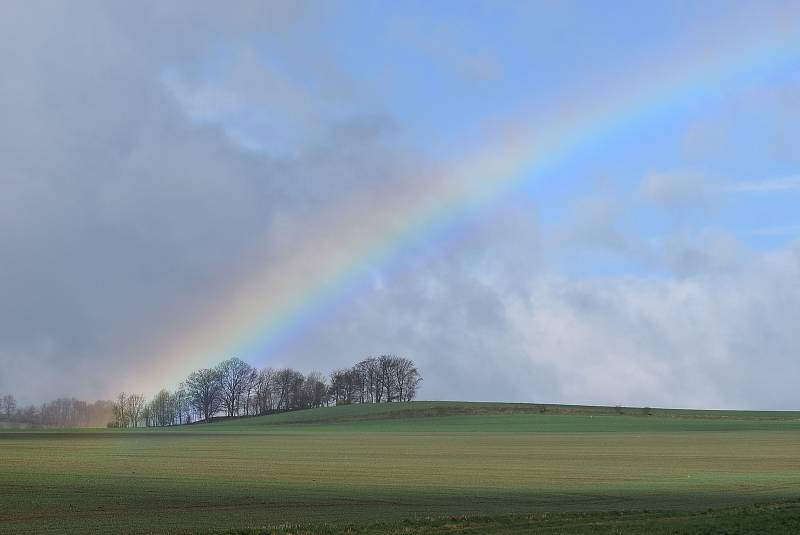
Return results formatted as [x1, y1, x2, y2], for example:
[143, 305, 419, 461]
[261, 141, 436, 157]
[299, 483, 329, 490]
[329, 369, 345, 405]
[242, 367, 258, 416]
[1, 394, 16, 418]
[402, 371, 422, 401]
[6, 396, 127, 428]
[141, 404, 153, 427]
[254, 368, 276, 415]
[185, 368, 223, 422]
[327, 356, 421, 406]
[355, 357, 381, 403]
[126, 394, 145, 428]
[112, 392, 128, 428]
[148, 389, 174, 427]
[20, 405, 38, 422]
[44, 355, 421, 428]
[303, 371, 328, 408]
[393, 357, 422, 402]
[329, 368, 356, 405]
[378, 355, 398, 402]
[288, 370, 306, 410]
[274, 368, 304, 411]
[173, 385, 191, 424]
[216, 357, 254, 417]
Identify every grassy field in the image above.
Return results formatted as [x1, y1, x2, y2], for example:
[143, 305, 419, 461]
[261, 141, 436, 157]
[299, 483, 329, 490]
[1, 402, 800, 534]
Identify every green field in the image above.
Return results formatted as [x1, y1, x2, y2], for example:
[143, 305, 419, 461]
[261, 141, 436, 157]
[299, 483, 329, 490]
[2, 402, 800, 534]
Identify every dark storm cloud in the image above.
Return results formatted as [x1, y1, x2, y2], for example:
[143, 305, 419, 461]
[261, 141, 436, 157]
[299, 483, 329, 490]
[0, 1, 454, 403]
[0, 1, 370, 402]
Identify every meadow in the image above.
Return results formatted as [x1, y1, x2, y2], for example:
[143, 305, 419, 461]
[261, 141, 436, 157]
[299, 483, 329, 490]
[2, 402, 800, 534]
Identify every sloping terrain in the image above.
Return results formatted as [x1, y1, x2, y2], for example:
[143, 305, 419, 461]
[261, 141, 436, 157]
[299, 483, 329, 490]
[207, 400, 800, 432]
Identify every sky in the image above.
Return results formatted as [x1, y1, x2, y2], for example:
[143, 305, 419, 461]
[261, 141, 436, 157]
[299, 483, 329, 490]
[1, 0, 799, 409]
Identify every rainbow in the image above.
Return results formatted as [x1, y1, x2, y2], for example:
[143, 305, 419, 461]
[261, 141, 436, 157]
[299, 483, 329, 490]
[146, 11, 800, 388]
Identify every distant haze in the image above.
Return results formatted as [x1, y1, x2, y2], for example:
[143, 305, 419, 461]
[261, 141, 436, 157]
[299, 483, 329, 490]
[1, 1, 799, 409]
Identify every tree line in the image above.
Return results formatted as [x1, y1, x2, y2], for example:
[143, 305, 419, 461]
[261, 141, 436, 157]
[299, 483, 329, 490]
[110, 355, 422, 428]
[0, 394, 114, 428]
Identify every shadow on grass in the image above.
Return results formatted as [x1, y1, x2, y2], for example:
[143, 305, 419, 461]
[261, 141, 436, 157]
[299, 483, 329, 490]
[220, 499, 800, 534]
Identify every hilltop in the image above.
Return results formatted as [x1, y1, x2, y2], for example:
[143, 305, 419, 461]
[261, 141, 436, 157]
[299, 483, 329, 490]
[206, 400, 800, 433]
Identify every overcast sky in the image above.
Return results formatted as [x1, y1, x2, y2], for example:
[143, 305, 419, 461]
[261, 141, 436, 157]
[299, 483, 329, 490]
[1, 1, 799, 409]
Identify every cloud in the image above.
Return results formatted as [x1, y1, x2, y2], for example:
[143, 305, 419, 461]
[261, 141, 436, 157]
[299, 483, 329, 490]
[641, 171, 714, 207]
[276, 234, 800, 410]
[0, 1, 414, 404]
[161, 40, 356, 155]
[659, 230, 742, 277]
[504, 243, 800, 409]
[551, 195, 650, 261]
[0, 2, 273, 403]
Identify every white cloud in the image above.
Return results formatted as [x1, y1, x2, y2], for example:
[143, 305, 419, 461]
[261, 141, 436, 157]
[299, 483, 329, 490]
[505, 244, 800, 409]
[659, 230, 742, 276]
[0, 1, 419, 404]
[279, 237, 800, 410]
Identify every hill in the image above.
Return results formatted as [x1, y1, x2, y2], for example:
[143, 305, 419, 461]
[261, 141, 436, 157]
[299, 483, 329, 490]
[3, 401, 800, 534]
[207, 400, 800, 432]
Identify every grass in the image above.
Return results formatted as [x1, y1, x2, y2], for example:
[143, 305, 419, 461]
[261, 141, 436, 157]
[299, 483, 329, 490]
[225, 500, 800, 534]
[1, 401, 800, 534]
[204, 401, 800, 433]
